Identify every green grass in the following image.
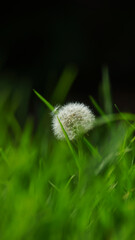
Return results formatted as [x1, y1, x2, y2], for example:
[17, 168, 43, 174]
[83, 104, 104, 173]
[1, 73, 135, 239]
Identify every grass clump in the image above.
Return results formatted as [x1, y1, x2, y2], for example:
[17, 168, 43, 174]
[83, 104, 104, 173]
[1, 79, 135, 239]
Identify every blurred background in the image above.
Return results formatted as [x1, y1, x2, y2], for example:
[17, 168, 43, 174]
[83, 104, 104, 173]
[0, 4, 135, 121]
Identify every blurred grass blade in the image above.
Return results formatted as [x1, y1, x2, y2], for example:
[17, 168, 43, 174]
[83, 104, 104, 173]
[114, 104, 135, 130]
[51, 65, 78, 103]
[101, 66, 113, 114]
[89, 95, 105, 116]
[89, 95, 111, 126]
[33, 89, 54, 111]
[93, 113, 135, 128]
[131, 136, 135, 143]
[65, 174, 76, 189]
[57, 117, 76, 157]
[49, 181, 60, 192]
[83, 137, 101, 160]
[0, 148, 9, 165]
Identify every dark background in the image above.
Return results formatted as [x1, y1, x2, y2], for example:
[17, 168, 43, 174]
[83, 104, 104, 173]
[0, 4, 135, 114]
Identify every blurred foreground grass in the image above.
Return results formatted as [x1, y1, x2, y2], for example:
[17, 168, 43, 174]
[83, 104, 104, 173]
[1, 71, 135, 239]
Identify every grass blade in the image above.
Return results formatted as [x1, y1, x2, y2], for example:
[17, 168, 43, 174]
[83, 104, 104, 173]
[57, 117, 80, 171]
[114, 104, 135, 130]
[89, 95, 111, 127]
[101, 66, 113, 114]
[51, 65, 78, 104]
[57, 118, 76, 158]
[48, 181, 60, 192]
[33, 89, 54, 112]
[83, 137, 101, 160]
[65, 174, 76, 189]
[89, 95, 105, 116]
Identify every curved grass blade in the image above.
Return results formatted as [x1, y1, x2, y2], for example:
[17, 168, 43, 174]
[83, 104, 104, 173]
[33, 89, 54, 112]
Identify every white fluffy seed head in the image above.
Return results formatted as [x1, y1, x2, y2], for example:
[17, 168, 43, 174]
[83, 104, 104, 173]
[52, 102, 95, 140]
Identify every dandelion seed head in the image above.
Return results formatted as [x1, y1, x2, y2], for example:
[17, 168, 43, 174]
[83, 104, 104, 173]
[52, 102, 95, 140]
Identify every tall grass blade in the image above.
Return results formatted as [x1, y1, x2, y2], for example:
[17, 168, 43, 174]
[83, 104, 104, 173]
[51, 65, 78, 103]
[33, 89, 54, 111]
[101, 66, 113, 114]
